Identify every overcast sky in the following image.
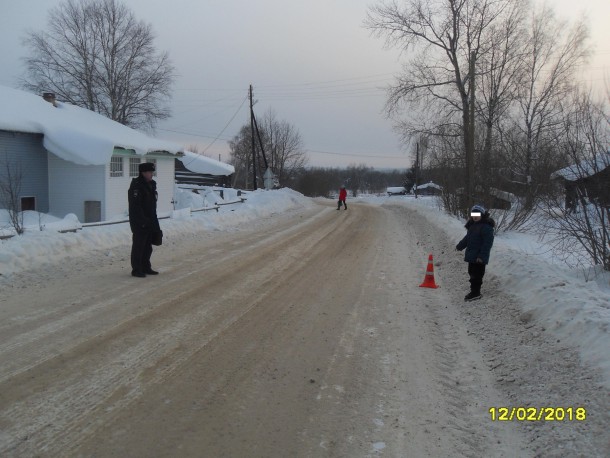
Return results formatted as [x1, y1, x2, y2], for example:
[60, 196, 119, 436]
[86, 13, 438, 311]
[1, 0, 608, 169]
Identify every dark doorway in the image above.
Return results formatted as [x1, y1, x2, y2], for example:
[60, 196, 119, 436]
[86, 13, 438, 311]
[20, 196, 36, 211]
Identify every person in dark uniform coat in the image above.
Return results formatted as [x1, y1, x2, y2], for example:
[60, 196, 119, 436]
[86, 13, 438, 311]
[128, 162, 161, 277]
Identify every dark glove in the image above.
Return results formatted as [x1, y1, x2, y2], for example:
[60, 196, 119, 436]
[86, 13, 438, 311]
[476, 257, 483, 264]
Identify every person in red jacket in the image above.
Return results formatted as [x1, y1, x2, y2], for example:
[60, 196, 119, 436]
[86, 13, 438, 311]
[337, 185, 347, 210]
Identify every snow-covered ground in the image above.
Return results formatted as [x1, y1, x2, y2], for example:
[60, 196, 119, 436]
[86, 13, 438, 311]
[1, 188, 609, 389]
[357, 193, 610, 390]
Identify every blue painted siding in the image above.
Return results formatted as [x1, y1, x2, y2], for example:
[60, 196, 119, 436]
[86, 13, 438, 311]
[48, 153, 104, 221]
[0, 130, 49, 212]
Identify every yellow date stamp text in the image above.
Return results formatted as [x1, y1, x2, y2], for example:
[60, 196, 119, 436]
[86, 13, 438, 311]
[489, 407, 586, 422]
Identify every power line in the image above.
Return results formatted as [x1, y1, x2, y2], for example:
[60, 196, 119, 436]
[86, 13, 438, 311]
[158, 94, 248, 167]
[305, 148, 406, 159]
[158, 127, 232, 142]
[199, 95, 248, 155]
[172, 73, 397, 92]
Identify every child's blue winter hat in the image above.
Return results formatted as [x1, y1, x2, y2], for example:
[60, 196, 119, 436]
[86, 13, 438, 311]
[471, 204, 486, 213]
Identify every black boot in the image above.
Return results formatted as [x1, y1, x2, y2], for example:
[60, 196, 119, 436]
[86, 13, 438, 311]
[464, 291, 482, 301]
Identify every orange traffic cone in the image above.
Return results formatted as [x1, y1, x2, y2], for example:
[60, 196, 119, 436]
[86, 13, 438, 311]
[419, 253, 439, 288]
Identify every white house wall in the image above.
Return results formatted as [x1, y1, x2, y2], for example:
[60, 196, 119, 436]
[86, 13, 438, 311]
[105, 155, 175, 221]
[152, 156, 176, 214]
[105, 156, 135, 220]
[48, 152, 104, 221]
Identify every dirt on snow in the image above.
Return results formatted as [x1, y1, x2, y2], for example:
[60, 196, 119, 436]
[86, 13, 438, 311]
[0, 200, 607, 457]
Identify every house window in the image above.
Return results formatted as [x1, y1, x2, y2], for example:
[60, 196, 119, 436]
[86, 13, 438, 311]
[110, 156, 123, 177]
[129, 157, 141, 177]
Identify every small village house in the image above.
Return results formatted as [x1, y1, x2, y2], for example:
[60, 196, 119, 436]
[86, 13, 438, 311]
[413, 181, 442, 196]
[175, 151, 235, 188]
[550, 152, 610, 210]
[0, 85, 183, 223]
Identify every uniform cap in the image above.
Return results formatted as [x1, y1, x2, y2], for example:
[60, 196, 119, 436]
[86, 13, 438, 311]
[139, 162, 155, 173]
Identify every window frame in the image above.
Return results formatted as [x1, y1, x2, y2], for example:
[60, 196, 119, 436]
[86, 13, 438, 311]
[110, 156, 124, 177]
[129, 157, 141, 177]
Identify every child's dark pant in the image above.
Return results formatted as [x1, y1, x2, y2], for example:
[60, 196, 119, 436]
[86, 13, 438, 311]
[468, 262, 486, 294]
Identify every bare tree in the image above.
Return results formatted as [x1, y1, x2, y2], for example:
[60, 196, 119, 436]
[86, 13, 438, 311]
[229, 110, 307, 189]
[0, 154, 25, 235]
[476, 0, 526, 192]
[228, 125, 254, 190]
[22, 0, 174, 129]
[542, 90, 610, 271]
[366, 0, 514, 209]
[508, 4, 589, 195]
[259, 109, 308, 187]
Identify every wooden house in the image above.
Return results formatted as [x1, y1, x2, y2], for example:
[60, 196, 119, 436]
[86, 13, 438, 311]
[551, 153, 610, 210]
[175, 151, 234, 188]
[413, 181, 443, 196]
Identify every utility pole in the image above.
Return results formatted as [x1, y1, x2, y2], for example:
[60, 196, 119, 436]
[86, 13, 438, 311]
[249, 84, 257, 190]
[467, 51, 476, 210]
[414, 141, 419, 199]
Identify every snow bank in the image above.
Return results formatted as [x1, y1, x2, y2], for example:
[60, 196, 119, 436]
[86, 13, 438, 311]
[358, 194, 610, 387]
[0, 188, 315, 277]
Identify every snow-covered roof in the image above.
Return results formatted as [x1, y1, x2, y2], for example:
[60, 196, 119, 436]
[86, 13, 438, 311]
[177, 151, 234, 176]
[489, 187, 517, 203]
[550, 152, 610, 181]
[414, 181, 442, 190]
[0, 85, 183, 166]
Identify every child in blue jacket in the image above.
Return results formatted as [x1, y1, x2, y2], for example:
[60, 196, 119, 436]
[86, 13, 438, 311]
[456, 204, 495, 301]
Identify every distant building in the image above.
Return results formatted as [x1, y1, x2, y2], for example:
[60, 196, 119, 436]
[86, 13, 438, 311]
[413, 181, 442, 196]
[487, 188, 515, 210]
[551, 153, 610, 210]
[175, 151, 234, 188]
[387, 186, 407, 196]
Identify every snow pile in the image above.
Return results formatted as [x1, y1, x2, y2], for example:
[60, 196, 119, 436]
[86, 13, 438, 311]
[0, 210, 82, 235]
[173, 186, 246, 210]
[173, 187, 208, 210]
[0, 188, 315, 277]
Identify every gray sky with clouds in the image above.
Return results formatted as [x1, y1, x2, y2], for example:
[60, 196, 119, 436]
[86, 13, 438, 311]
[1, 0, 608, 169]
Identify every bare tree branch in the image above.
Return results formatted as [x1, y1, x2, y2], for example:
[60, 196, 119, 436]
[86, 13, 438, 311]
[21, 0, 174, 130]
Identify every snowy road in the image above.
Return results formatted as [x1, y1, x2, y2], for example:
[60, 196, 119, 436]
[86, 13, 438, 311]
[0, 200, 607, 457]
